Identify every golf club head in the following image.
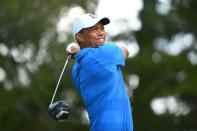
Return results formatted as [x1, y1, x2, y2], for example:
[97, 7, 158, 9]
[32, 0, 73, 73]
[48, 101, 70, 121]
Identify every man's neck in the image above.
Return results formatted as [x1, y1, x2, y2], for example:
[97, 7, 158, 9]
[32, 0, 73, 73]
[79, 43, 95, 49]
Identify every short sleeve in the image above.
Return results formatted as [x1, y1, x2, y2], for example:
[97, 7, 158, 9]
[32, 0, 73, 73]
[88, 42, 125, 72]
[100, 42, 125, 66]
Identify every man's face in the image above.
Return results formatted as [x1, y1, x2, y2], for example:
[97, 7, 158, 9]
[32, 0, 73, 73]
[76, 22, 106, 48]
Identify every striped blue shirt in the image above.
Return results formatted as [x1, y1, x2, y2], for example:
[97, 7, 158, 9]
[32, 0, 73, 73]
[72, 42, 133, 131]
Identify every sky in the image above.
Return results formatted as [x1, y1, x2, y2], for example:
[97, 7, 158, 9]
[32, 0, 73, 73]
[96, 0, 143, 36]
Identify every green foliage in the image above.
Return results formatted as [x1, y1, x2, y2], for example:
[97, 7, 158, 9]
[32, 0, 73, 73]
[0, 0, 196, 131]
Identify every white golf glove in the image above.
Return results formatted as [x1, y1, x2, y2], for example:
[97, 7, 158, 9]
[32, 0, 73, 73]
[66, 43, 78, 52]
[65, 43, 80, 56]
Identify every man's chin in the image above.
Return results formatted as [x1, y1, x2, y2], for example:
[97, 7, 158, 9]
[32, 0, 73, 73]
[97, 42, 105, 46]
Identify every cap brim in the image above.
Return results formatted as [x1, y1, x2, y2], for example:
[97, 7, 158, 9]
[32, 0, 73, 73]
[99, 17, 110, 25]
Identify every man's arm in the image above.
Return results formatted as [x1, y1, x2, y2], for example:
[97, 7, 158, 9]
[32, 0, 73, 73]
[116, 45, 129, 59]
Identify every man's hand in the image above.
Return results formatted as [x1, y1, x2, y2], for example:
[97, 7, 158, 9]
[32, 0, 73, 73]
[65, 43, 80, 57]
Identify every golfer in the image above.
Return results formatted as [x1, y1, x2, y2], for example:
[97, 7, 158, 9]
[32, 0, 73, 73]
[66, 13, 133, 131]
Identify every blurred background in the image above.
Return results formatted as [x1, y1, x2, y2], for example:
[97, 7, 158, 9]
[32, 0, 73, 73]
[0, 0, 196, 131]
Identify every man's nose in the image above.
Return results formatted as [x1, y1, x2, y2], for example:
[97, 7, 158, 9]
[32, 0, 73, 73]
[97, 29, 105, 36]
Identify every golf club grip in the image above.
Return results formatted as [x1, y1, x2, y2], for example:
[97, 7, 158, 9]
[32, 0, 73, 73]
[66, 54, 72, 60]
[49, 56, 71, 106]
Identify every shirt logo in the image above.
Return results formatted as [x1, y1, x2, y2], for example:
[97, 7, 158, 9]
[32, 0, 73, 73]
[89, 14, 97, 19]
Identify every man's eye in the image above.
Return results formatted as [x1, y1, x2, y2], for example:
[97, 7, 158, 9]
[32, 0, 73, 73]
[92, 27, 97, 30]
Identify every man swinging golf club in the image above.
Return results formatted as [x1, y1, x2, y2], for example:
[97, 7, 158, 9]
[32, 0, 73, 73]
[66, 13, 133, 131]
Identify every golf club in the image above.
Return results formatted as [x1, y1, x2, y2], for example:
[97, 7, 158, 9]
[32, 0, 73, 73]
[48, 55, 71, 121]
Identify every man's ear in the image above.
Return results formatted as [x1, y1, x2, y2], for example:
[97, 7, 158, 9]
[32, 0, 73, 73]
[75, 33, 84, 43]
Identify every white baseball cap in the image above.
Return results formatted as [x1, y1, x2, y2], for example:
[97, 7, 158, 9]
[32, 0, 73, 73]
[72, 13, 110, 38]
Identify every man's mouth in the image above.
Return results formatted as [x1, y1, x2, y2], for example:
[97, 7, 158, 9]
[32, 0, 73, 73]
[96, 36, 105, 41]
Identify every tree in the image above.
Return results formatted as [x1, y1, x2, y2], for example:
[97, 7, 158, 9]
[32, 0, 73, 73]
[0, 0, 196, 131]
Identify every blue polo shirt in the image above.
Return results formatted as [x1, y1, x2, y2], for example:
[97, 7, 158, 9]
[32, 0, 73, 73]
[72, 42, 133, 131]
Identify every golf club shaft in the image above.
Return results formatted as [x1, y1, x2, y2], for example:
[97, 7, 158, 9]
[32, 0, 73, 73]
[49, 55, 72, 106]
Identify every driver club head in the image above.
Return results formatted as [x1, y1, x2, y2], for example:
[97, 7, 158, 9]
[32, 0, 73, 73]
[48, 101, 70, 121]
